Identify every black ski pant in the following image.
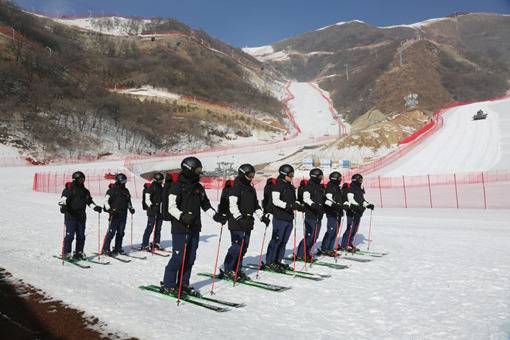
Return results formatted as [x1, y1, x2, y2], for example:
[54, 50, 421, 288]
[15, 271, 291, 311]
[223, 231, 251, 272]
[162, 231, 199, 289]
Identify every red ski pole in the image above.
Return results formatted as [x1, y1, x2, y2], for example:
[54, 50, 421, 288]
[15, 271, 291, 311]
[367, 210, 373, 251]
[256, 225, 268, 279]
[302, 221, 308, 271]
[130, 214, 133, 252]
[233, 235, 245, 287]
[333, 217, 343, 262]
[97, 212, 101, 261]
[292, 217, 297, 273]
[61, 223, 65, 265]
[177, 234, 189, 305]
[210, 224, 224, 295]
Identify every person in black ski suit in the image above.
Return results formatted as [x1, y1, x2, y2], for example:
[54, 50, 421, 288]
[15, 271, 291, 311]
[161, 157, 223, 296]
[296, 168, 326, 261]
[58, 171, 102, 259]
[101, 173, 135, 255]
[340, 173, 374, 252]
[219, 164, 270, 281]
[264, 164, 302, 272]
[141, 172, 164, 251]
[319, 171, 344, 255]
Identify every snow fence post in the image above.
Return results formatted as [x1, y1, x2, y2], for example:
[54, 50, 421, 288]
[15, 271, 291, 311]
[378, 175, 383, 208]
[454, 173, 459, 209]
[427, 174, 433, 208]
[402, 175, 408, 208]
[481, 172, 487, 209]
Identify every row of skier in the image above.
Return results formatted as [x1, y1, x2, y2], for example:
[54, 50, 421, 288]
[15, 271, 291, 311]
[58, 156, 374, 296]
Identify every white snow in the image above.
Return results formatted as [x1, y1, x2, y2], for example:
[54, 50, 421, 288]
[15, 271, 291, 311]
[1, 163, 509, 339]
[242, 45, 290, 62]
[54, 17, 151, 36]
[316, 20, 366, 31]
[115, 86, 181, 100]
[374, 96, 510, 176]
[0, 144, 21, 157]
[381, 17, 447, 29]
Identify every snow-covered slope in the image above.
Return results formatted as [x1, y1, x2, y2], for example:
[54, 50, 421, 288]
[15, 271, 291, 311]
[54, 17, 150, 36]
[242, 45, 289, 62]
[1, 164, 509, 339]
[374, 96, 510, 176]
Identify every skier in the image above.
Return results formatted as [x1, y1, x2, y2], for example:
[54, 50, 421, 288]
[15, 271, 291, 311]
[339, 173, 374, 252]
[140, 172, 164, 251]
[296, 168, 326, 261]
[58, 171, 103, 259]
[319, 171, 344, 256]
[161, 157, 223, 296]
[264, 164, 302, 272]
[219, 164, 270, 281]
[101, 173, 135, 256]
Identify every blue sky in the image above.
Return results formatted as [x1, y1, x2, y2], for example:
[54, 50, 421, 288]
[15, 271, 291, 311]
[13, 0, 510, 47]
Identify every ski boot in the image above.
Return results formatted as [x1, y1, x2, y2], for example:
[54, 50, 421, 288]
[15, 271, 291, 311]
[182, 285, 202, 297]
[150, 242, 161, 250]
[102, 249, 113, 256]
[236, 271, 251, 281]
[73, 251, 86, 260]
[277, 262, 292, 271]
[269, 263, 285, 273]
[159, 282, 178, 296]
[116, 248, 126, 255]
[62, 252, 72, 260]
[140, 245, 151, 252]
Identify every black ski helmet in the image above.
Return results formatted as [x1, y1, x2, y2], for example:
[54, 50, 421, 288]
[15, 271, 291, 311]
[181, 156, 203, 176]
[351, 173, 363, 183]
[115, 173, 127, 184]
[153, 172, 164, 182]
[238, 163, 255, 177]
[309, 168, 323, 180]
[72, 171, 85, 181]
[329, 171, 342, 182]
[278, 164, 294, 177]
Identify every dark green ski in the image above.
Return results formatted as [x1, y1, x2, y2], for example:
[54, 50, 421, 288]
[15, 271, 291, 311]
[144, 285, 245, 308]
[53, 255, 91, 268]
[285, 257, 349, 269]
[139, 285, 229, 312]
[197, 273, 291, 292]
[243, 264, 324, 281]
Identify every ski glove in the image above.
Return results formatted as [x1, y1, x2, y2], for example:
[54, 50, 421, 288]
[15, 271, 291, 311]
[286, 201, 302, 212]
[93, 206, 102, 213]
[261, 214, 271, 227]
[366, 204, 375, 210]
[213, 212, 228, 225]
[129, 207, 135, 214]
[59, 205, 67, 214]
[180, 212, 194, 226]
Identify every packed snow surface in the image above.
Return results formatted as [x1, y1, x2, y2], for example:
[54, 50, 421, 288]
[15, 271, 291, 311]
[375, 96, 510, 176]
[242, 45, 289, 62]
[1, 164, 509, 339]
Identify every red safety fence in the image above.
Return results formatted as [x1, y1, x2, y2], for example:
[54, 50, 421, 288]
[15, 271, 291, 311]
[33, 168, 510, 209]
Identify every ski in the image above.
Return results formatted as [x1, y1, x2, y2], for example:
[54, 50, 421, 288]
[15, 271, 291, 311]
[139, 285, 229, 312]
[121, 252, 147, 260]
[93, 253, 131, 263]
[285, 257, 349, 269]
[321, 251, 376, 261]
[144, 285, 245, 308]
[197, 273, 291, 292]
[243, 264, 324, 281]
[336, 255, 372, 263]
[53, 255, 91, 269]
[130, 248, 170, 257]
[357, 250, 388, 256]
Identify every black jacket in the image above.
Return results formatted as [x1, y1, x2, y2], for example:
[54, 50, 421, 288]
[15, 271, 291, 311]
[324, 180, 344, 218]
[143, 181, 163, 216]
[302, 179, 326, 221]
[169, 174, 212, 233]
[272, 175, 296, 222]
[106, 183, 132, 214]
[346, 181, 366, 217]
[228, 176, 261, 231]
[61, 181, 94, 219]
